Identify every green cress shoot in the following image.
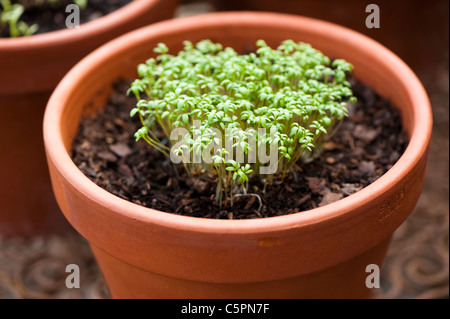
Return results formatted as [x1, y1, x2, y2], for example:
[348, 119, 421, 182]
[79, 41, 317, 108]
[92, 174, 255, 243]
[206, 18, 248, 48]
[0, 0, 87, 37]
[128, 39, 356, 207]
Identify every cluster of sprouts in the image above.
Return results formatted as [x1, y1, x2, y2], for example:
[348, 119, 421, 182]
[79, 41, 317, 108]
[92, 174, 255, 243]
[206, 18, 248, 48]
[128, 39, 356, 205]
[0, 0, 87, 37]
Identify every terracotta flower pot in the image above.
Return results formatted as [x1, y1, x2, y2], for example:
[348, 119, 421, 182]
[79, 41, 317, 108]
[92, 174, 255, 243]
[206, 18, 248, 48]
[211, 0, 448, 76]
[43, 12, 432, 298]
[0, 0, 178, 237]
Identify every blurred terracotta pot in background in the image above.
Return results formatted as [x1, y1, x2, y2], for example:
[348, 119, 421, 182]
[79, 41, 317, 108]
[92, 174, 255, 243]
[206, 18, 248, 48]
[211, 0, 448, 76]
[0, 0, 178, 237]
[43, 12, 432, 298]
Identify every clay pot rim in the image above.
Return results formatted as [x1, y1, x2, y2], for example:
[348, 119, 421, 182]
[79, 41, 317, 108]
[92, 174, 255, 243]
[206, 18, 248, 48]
[44, 11, 432, 235]
[0, 0, 157, 48]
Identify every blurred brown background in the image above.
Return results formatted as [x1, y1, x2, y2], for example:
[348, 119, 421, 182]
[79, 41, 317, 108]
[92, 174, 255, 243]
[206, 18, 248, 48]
[0, 0, 448, 299]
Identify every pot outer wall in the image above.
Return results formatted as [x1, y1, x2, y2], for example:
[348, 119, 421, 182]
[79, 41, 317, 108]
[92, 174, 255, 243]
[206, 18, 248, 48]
[91, 236, 392, 298]
[0, 0, 179, 237]
[44, 13, 432, 298]
[211, 0, 449, 76]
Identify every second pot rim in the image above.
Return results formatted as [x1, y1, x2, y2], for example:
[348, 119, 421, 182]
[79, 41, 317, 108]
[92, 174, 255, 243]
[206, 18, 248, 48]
[43, 11, 433, 235]
[0, 0, 159, 48]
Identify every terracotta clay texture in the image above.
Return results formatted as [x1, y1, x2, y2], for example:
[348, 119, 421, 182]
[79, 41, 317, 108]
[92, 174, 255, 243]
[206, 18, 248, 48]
[0, 0, 178, 237]
[211, 0, 449, 77]
[43, 12, 432, 298]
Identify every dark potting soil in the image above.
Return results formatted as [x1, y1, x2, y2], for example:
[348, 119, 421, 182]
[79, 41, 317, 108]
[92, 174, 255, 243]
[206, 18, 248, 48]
[0, 0, 132, 37]
[71, 78, 409, 219]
